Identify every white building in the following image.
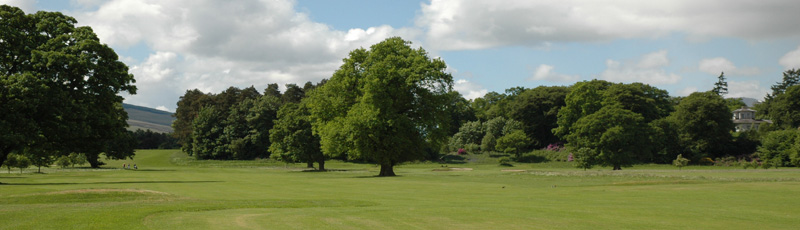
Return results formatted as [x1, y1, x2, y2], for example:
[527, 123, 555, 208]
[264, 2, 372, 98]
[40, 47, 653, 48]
[732, 107, 772, 132]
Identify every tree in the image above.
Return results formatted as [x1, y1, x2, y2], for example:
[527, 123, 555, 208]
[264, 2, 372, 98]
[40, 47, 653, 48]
[15, 154, 30, 173]
[769, 69, 799, 98]
[712, 72, 728, 96]
[573, 147, 595, 171]
[767, 85, 800, 129]
[3, 154, 18, 173]
[668, 92, 734, 159]
[191, 106, 227, 160]
[307, 37, 453, 176]
[495, 130, 531, 159]
[725, 98, 747, 112]
[269, 103, 325, 170]
[281, 84, 305, 104]
[757, 129, 799, 167]
[26, 148, 54, 173]
[56, 155, 71, 169]
[555, 80, 613, 139]
[673, 154, 689, 170]
[449, 121, 485, 151]
[1, 6, 137, 168]
[224, 95, 281, 160]
[172, 89, 213, 156]
[565, 106, 653, 170]
[445, 91, 477, 135]
[508, 86, 569, 148]
[69, 152, 87, 168]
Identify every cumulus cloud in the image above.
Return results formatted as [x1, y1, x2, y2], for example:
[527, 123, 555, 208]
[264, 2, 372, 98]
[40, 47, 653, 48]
[0, 0, 37, 12]
[453, 79, 488, 100]
[530, 64, 580, 82]
[68, 0, 413, 110]
[417, 0, 800, 50]
[599, 50, 681, 85]
[678, 86, 698, 96]
[779, 46, 800, 70]
[727, 80, 769, 99]
[698, 57, 760, 76]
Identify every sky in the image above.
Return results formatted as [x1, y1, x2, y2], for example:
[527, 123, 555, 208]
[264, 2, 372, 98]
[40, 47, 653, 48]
[3, 0, 800, 112]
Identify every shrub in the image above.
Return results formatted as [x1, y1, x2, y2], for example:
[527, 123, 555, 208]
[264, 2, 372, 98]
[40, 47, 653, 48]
[515, 151, 547, 163]
[699, 157, 714, 165]
[464, 143, 481, 153]
[498, 157, 513, 166]
[673, 154, 690, 170]
[457, 148, 467, 155]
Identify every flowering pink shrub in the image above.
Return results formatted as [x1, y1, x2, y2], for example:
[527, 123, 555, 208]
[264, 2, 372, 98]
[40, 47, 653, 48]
[457, 148, 467, 155]
[568, 153, 574, 162]
[546, 142, 564, 152]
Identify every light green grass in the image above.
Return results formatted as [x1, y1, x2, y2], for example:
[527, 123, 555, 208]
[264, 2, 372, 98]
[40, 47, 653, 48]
[2, 150, 800, 229]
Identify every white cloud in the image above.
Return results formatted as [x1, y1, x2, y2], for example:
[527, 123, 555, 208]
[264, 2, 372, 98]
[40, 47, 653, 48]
[779, 46, 800, 70]
[453, 79, 488, 100]
[530, 64, 579, 82]
[678, 86, 698, 96]
[0, 0, 37, 12]
[727, 80, 769, 99]
[155, 106, 171, 112]
[599, 50, 681, 85]
[68, 0, 413, 110]
[417, 0, 800, 50]
[698, 57, 760, 76]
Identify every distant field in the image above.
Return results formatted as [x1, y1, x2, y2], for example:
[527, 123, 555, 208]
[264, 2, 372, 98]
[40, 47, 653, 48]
[123, 103, 175, 133]
[2, 150, 800, 229]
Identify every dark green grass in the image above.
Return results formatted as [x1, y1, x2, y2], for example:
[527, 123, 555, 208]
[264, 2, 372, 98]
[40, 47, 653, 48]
[2, 150, 800, 229]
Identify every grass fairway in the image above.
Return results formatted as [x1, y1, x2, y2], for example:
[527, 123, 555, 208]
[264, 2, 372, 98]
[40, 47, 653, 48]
[2, 150, 800, 229]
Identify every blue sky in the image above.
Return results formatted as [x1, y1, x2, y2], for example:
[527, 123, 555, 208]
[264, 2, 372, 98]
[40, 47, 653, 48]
[3, 0, 800, 111]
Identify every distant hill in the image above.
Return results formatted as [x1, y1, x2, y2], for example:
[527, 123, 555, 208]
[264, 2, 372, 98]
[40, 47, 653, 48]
[123, 103, 175, 133]
[727, 97, 760, 107]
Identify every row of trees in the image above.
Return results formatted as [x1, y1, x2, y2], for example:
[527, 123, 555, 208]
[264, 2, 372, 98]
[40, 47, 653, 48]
[449, 70, 800, 169]
[175, 35, 800, 174]
[1, 6, 137, 169]
[175, 37, 453, 176]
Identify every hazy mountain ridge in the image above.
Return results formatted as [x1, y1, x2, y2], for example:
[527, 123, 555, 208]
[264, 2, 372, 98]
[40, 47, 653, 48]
[123, 103, 175, 133]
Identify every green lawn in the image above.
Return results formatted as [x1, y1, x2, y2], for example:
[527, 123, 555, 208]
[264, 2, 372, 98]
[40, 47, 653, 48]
[2, 150, 799, 229]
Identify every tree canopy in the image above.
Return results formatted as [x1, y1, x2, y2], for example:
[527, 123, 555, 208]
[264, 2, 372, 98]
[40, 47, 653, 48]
[1, 6, 136, 168]
[307, 37, 453, 176]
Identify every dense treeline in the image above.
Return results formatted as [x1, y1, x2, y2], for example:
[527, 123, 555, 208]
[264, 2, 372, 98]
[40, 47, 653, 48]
[449, 70, 800, 169]
[172, 82, 324, 161]
[171, 37, 800, 174]
[1, 6, 137, 169]
[130, 129, 179, 149]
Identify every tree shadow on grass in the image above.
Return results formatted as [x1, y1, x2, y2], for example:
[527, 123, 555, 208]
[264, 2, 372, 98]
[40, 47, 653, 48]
[352, 175, 404, 178]
[1, 180, 221, 186]
[440, 155, 467, 164]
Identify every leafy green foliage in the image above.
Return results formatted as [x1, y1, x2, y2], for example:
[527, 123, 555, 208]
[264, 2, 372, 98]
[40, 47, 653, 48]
[1, 6, 136, 168]
[712, 72, 728, 96]
[496, 130, 531, 158]
[566, 106, 654, 170]
[269, 102, 325, 170]
[508, 86, 569, 148]
[307, 37, 453, 176]
[667, 91, 734, 159]
[673, 154, 689, 170]
[15, 154, 30, 173]
[757, 129, 799, 167]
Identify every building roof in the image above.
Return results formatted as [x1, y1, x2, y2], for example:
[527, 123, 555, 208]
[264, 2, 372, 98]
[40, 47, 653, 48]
[733, 106, 756, 113]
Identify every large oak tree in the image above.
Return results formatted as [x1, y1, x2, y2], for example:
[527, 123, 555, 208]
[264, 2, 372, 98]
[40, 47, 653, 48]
[1, 6, 136, 168]
[307, 37, 453, 176]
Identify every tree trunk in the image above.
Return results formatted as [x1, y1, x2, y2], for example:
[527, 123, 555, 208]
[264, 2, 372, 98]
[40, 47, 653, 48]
[38, 165, 42, 173]
[378, 163, 396, 177]
[317, 159, 325, 171]
[613, 165, 621, 170]
[306, 161, 314, 168]
[87, 153, 101, 168]
[0, 147, 9, 169]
